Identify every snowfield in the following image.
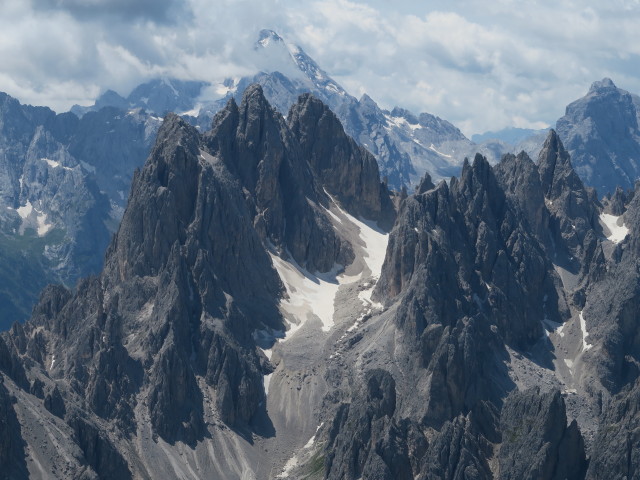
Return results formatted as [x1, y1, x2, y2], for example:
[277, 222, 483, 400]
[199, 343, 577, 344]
[600, 213, 629, 243]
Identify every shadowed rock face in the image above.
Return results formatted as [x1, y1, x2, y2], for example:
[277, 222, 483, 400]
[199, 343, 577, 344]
[205, 85, 354, 273]
[322, 141, 604, 480]
[314, 154, 553, 479]
[0, 377, 28, 480]
[587, 380, 640, 479]
[498, 388, 587, 480]
[287, 93, 396, 230]
[377, 153, 562, 349]
[538, 129, 602, 267]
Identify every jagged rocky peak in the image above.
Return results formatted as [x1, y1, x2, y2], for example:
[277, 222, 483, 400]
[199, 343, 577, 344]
[0, 78, 408, 479]
[0, 94, 302, 475]
[377, 152, 563, 350]
[602, 185, 631, 216]
[493, 150, 549, 246]
[255, 28, 285, 48]
[537, 129, 602, 274]
[390, 106, 419, 125]
[415, 172, 435, 195]
[498, 388, 587, 480]
[287, 92, 396, 227]
[95, 89, 128, 110]
[206, 84, 354, 272]
[538, 129, 588, 200]
[589, 77, 617, 93]
[587, 379, 640, 478]
[106, 112, 201, 278]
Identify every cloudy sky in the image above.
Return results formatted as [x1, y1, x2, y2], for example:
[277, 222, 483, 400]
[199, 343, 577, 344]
[1, 0, 639, 136]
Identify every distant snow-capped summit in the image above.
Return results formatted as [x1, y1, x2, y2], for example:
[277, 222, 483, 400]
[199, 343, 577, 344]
[69, 30, 485, 190]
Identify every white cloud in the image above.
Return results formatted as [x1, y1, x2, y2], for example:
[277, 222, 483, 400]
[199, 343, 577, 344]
[0, 0, 638, 135]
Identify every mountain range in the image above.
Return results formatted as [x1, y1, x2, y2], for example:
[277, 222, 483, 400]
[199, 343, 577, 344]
[1, 30, 639, 340]
[74, 30, 500, 189]
[0, 29, 640, 479]
[1, 83, 640, 479]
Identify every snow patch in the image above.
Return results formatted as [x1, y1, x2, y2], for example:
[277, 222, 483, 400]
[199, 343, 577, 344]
[542, 319, 565, 338]
[16, 200, 33, 219]
[37, 212, 52, 236]
[269, 253, 348, 334]
[43, 158, 60, 168]
[385, 114, 421, 131]
[199, 150, 218, 165]
[324, 207, 343, 225]
[263, 373, 273, 395]
[49, 354, 56, 370]
[600, 213, 629, 243]
[42, 158, 72, 170]
[178, 106, 201, 117]
[270, 196, 388, 338]
[336, 208, 388, 277]
[563, 359, 574, 376]
[429, 144, 452, 158]
[304, 423, 323, 449]
[277, 423, 324, 478]
[579, 311, 593, 352]
[277, 455, 299, 479]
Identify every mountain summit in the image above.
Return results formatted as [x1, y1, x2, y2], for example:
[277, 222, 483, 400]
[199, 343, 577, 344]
[556, 78, 640, 195]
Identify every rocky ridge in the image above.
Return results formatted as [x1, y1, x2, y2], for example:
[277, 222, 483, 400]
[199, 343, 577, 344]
[0, 86, 639, 479]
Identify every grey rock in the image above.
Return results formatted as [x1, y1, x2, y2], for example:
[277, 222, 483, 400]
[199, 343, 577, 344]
[68, 415, 132, 479]
[538, 129, 603, 282]
[498, 388, 587, 480]
[587, 380, 640, 479]
[0, 91, 157, 330]
[494, 151, 550, 247]
[0, 376, 28, 480]
[419, 403, 496, 480]
[287, 93, 396, 228]
[602, 186, 631, 215]
[325, 369, 412, 480]
[205, 85, 354, 273]
[377, 153, 561, 349]
[556, 78, 640, 195]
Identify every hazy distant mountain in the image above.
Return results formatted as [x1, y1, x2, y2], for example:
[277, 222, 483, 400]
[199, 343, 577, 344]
[556, 78, 640, 196]
[71, 78, 209, 118]
[72, 30, 478, 190]
[472, 127, 547, 144]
